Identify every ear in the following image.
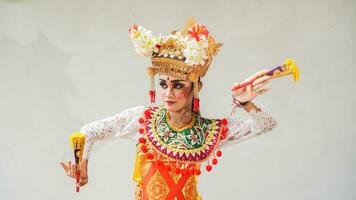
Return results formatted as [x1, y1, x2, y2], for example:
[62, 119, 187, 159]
[198, 81, 203, 92]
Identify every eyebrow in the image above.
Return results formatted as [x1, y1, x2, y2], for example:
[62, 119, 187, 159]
[159, 78, 187, 83]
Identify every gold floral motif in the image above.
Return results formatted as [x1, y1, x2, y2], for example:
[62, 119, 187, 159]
[134, 154, 202, 200]
[147, 172, 169, 200]
[134, 185, 143, 200]
[183, 176, 199, 200]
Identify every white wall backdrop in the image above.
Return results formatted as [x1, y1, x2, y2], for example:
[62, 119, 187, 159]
[0, 0, 355, 199]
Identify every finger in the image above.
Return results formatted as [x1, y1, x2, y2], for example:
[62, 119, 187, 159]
[71, 163, 76, 175]
[232, 82, 243, 89]
[232, 83, 245, 95]
[79, 174, 88, 184]
[257, 68, 270, 73]
[252, 79, 269, 89]
[67, 160, 71, 169]
[59, 161, 68, 171]
[79, 177, 88, 186]
[67, 160, 72, 174]
[255, 87, 267, 94]
[68, 163, 73, 176]
[80, 168, 87, 178]
[232, 89, 243, 97]
[253, 81, 269, 91]
[248, 69, 270, 81]
[252, 76, 270, 86]
[252, 76, 271, 85]
[79, 181, 87, 187]
[246, 84, 252, 94]
[257, 88, 270, 95]
[80, 160, 88, 171]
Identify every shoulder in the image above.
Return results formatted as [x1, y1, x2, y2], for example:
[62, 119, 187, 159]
[114, 105, 146, 117]
[197, 115, 228, 136]
[198, 114, 223, 125]
[124, 105, 145, 112]
[195, 115, 225, 135]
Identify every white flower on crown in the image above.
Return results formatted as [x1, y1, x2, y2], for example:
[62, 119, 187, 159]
[129, 24, 158, 57]
[129, 23, 211, 65]
[183, 35, 209, 66]
[170, 31, 185, 43]
[159, 31, 186, 49]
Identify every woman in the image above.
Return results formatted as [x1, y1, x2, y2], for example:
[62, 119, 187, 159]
[60, 20, 277, 200]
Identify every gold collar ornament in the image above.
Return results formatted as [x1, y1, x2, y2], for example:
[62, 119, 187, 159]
[129, 17, 223, 112]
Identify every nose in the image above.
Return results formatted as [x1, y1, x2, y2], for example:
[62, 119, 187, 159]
[165, 86, 174, 98]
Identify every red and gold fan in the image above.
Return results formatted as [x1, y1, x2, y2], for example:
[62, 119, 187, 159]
[231, 58, 300, 91]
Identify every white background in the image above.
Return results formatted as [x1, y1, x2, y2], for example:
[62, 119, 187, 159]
[0, 0, 355, 199]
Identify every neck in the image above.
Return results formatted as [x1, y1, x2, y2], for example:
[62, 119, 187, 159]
[167, 105, 194, 130]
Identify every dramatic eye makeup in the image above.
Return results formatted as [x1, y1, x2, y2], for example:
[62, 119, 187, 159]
[173, 82, 184, 89]
[159, 79, 188, 89]
[159, 80, 168, 89]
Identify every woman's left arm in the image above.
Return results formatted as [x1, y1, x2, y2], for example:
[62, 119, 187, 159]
[219, 69, 277, 148]
[219, 100, 277, 148]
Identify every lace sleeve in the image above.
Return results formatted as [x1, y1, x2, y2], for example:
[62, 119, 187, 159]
[219, 100, 277, 148]
[80, 106, 145, 160]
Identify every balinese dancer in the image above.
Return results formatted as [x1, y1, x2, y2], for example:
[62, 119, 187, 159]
[60, 18, 298, 199]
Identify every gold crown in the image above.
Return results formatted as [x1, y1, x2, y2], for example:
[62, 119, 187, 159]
[129, 18, 222, 108]
[150, 38, 222, 82]
[129, 17, 223, 82]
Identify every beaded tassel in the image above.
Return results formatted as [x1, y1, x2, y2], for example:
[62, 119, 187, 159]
[175, 162, 181, 175]
[149, 75, 156, 103]
[138, 108, 154, 160]
[195, 166, 201, 176]
[193, 82, 200, 112]
[206, 159, 212, 172]
[147, 67, 156, 104]
[204, 118, 228, 173]
[149, 90, 155, 103]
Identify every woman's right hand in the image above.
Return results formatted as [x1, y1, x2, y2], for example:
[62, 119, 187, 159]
[59, 159, 89, 187]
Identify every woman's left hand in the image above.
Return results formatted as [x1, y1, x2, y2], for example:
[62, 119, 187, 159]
[232, 69, 271, 103]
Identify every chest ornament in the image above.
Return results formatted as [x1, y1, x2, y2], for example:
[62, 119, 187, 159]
[136, 107, 229, 175]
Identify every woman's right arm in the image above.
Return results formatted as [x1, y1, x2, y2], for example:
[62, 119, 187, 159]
[81, 105, 145, 160]
[59, 106, 145, 187]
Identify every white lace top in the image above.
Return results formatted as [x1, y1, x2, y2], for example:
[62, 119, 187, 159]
[80, 100, 277, 160]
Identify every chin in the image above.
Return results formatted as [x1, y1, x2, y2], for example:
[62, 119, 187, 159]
[164, 104, 180, 112]
[164, 103, 190, 113]
[164, 106, 176, 112]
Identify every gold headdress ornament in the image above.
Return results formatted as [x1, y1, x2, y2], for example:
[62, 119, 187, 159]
[129, 17, 223, 112]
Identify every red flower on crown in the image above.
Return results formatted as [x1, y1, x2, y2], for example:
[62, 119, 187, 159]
[188, 24, 209, 41]
[128, 23, 139, 33]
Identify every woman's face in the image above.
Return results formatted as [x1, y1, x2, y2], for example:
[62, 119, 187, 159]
[158, 74, 194, 112]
